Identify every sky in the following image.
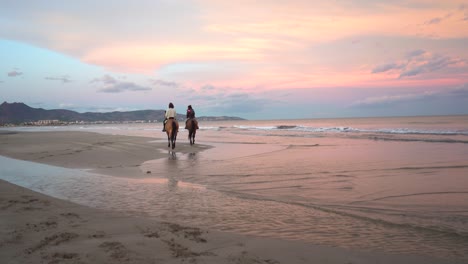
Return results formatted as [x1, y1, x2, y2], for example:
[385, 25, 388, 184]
[1, 0, 468, 120]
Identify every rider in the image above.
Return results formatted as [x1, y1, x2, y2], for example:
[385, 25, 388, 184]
[162, 102, 177, 132]
[185, 105, 199, 130]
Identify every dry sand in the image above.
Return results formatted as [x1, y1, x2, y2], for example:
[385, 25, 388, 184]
[0, 131, 460, 263]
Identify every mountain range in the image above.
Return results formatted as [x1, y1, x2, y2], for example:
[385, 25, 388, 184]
[0, 102, 244, 125]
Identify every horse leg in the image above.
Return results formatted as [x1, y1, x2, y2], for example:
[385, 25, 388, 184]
[171, 121, 176, 149]
[192, 120, 196, 145]
[188, 130, 192, 145]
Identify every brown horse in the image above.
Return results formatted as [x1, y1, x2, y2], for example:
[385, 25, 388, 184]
[165, 119, 179, 149]
[186, 118, 196, 145]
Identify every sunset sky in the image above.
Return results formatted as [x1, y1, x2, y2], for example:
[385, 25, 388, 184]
[1, 0, 467, 119]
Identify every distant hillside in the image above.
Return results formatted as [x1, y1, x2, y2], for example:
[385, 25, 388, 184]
[0, 102, 245, 125]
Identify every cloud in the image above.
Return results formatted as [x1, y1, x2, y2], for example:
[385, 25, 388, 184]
[371, 49, 436, 75]
[68, 104, 141, 113]
[7, 70, 22, 77]
[1, 0, 466, 79]
[450, 83, 468, 96]
[92, 75, 152, 93]
[371, 63, 403, 73]
[204, 93, 269, 113]
[424, 10, 454, 25]
[455, 4, 468, 20]
[372, 49, 465, 79]
[406, 49, 426, 58]
[179, 84, 274, 115]
[426, 17, 442, 25]
[1, 1, 467, 95]
[398, 69, 421, 77]
[350, 84, 468, 108]
[149, 79, 179, 88]
[200, 85, 216, 91]
[350, 93, 431, 107]
[45, 75, 72, 83]
[399, 54, 460, 78]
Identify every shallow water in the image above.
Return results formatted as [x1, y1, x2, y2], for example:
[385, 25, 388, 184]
[1, 115, 468, 260]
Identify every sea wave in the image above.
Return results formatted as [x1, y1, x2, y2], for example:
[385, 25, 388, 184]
[233, 125, 468, 136]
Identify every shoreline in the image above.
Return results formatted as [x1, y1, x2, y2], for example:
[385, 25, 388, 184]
[0, 131, 465, 263]
[0, 130, 212, 178]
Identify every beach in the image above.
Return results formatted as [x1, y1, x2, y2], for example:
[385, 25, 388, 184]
[3, 178, 454, 264]
[1, 116, 468, 263]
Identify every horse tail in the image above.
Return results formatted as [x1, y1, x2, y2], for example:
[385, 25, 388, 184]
[190, 119, 195, 131]
[171, 120, 176, 139]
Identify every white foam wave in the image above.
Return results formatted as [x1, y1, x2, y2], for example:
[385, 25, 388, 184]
[232, 125, 468, 136]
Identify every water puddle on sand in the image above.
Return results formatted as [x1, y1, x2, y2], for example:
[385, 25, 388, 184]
[1, 155, 468, 260]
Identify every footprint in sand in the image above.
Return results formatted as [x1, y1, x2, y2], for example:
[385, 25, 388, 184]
[137, 225, 163, 239]
[88, 230, 107, 239]
[140, 225, 215, 260]
[164, 238, 214, 259]
[143, 230, 160, 238]
[26, 220, 58, 232]
[60, 212, 85, 226]
[163, 222, 207, 243]
[228, 251, 280, 264]
[26, 232, 79, 254]
[60, 212, 81, 219]
[99, 241, 131, 261]
[2, 195, 50, 210]
[44, 252, 81, 263]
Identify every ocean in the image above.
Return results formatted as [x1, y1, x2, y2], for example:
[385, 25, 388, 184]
[1, 115, 468, 260]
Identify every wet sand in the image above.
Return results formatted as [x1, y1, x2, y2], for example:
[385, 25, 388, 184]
[0, 130, 210, 178]
[0, 131, 461, 263]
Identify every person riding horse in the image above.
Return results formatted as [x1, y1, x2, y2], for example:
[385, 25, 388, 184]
[162, 102, 177, 132]
[185, 105, 199, 130]
[162, 102, 179, 149]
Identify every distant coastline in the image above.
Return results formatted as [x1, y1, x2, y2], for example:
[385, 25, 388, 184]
[0, 101, 245, 126]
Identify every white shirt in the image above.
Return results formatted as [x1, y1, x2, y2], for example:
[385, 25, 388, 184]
[165, 108, 176, 118]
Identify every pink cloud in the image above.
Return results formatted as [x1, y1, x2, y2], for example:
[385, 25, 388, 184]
[2, 0, 467, 93]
